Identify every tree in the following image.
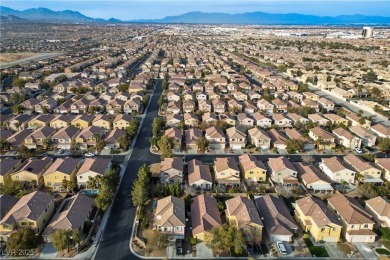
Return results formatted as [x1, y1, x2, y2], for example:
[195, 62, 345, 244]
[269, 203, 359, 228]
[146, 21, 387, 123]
[205, 224, 245, 255]
[243, 226, 262, 244]
[196, 137, 210, 151]
[95, 169, 119, 211]
[6, 228, 37, 256]
[12, 104, 23, 114]
[357, 183, 378, 199]
[378, 138, 390, 151]
[13, 78, 27, 88]
[150, 231, 168, 249]
[315, 138, 324, 151]
[42, 137, 52, 150]
[358, 117, 366, 125]
[152, 117, 165, 136]
[17, 145, 32, 159]
[357, 110, 364, 117]
[126, 118, 140, 139]
[0, 139, 11, 151]
[118, 135, 131, 150]
[301, 155, 316, 165]
[277, 185, 294, 198]
[363, 71, 378, 83]
[286, 139, 304, 153]
[157, 135, 174, 159]
[51, 229, 80, 252]
[131, 164, 151, 207]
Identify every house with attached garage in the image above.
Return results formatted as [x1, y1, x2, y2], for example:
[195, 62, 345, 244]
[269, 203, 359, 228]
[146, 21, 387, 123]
[375, 158, 390, 182]
[332, 127, 362, 149]
[160, 157, 183, 184]
[308, 114, 329, 126]
[239, 154, 267, 183]
[226, 127, 246, 150]
[76, 158, 111, 188]
[51, 125, 80, 150]
[295, 196, 342, 242]
[327, 194, 376, 243]
[268, 156, 298, 186]
[266, 129, 288, 150]
[10, 157, 52, 184]
[370, 124, 390, 139]
[252, 112, 272, 128]
[365, 196, 390, 228]
[205, 126, 226, 149]
[319, 157, 356, 184]
[165, 127, 182, 150]
[185, 128, 202, 151]
[293, 162, 334, 194]
[247, 127, 271, 150]
[213, 157, 240, 187]
[254, 195, 298, 242]
[43, 157, 81, 190]
[154, 196, 186, 239]
[343, 154, 382, 184]
[187, 159, 213, 190]
[309, 127, 336, 150]
[350, 125, 377, 147]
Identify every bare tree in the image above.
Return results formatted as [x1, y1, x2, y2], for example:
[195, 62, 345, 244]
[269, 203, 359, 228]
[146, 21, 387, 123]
[277, 185, 294, 198]
[301, 155, 316, 165]
[183, 184, 197, 197]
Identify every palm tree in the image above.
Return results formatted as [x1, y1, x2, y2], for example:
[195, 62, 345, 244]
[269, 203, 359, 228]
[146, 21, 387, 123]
[42, 137, 52, 150]
[61, 179, 68, 192]
[87, 176, 97, 189]
[94, 175, 103, 188]
[315, 138, 324, 151]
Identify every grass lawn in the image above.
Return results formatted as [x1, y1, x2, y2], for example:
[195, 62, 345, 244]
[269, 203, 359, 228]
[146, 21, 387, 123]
[303, 238, 329, 257]
[375, 248, 390, 255]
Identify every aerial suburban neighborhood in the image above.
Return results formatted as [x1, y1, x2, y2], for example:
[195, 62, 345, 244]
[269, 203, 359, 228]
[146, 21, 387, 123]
[0, 3, 390, 260]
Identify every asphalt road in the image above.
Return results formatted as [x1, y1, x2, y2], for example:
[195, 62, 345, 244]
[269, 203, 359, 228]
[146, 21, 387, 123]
[94, 81, 161, 260]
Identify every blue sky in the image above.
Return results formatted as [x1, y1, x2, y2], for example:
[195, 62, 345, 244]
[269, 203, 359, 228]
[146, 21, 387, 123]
[2, 1, 389, 20]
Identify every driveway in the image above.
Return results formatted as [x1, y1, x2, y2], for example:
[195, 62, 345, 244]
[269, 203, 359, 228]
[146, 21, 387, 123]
[276, 241, 294, 258]
[354, 243, 378, 259]
[40, 243, 57, 259]
[324, 243, 345, 258]
[196, 242, 213, 258]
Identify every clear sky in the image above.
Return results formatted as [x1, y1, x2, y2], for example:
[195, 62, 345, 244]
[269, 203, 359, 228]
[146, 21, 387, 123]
[2, 1, 389, 20]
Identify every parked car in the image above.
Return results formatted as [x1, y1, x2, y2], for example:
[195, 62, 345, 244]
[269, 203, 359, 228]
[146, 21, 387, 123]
[246, 243, 255, 255]
[85, 152, 95, 157]
[254, 244, 262, 255]
[354, 147, 363, 154]
[276, 241, 287, 255]
[381, 149, 390, 154]
[175, 239, 183, 255]
[57, 148, 64, 154]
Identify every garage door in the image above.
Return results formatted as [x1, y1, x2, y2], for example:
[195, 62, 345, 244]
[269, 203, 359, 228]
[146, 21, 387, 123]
[270, 234, 292, 242]
[322, 236, 338, 242]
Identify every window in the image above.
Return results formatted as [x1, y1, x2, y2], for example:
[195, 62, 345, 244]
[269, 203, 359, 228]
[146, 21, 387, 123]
[351, 225, 354, 228]
[221, 172, 225, 176]
[79, 176, 83, 179]
[250, 171, 254, 174]
[321, 228, 325, 232]
[364, 224, 368, 228]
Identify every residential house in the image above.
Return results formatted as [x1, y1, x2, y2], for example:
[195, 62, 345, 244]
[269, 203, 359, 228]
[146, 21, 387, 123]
[266, 129, 288, 149]
[11, 157, 52, 184]
[303, 92, 319, 101]
[154, 196, 186, 239]
[198, 100, 212, 113]
[185, 128, 202, 151]
[293, 162, 334, 194]
[252, 112, 272, 128]
[365, 196, 390, 228]
[257, 99, 274, 115]
[254, 195, 298, 242]
[318, 98, 335, 112]
[187, 159, 213, 190]
[301, 99, 320, 112]
[324, 114, 349, 126]
[54, 100, 72, 114]
[285, 128, 315, 151]
[328, 194, 376, 243]
[123, 99, 141, 114]
[371, 124, 390, 138]
[239, 154, 266, 183]
[332, 128, 362, 149]
[268, 157, 298, 186]
[205, 127, 226, 149]
[287, 113, 309, 126]
[8, 114, 33, 131]
[43, 194, 95, 242]
[71, 115, 93, 129]
[272, 99, 288, 113]
[50, 115, 74, 129]
[35, 98, 57, 113]
[113, 114, 133, 130]
[344, 154, 382, 184]
[226, 127, 246, 150]
[51, 125, 80, 150]
[5, 129, 33, 149]
[295, 196, 342, 242]
[183, 100, 196, 113]
[167, 101, 182, 114]
[160, 157, 183, 184]
[319, 157, 356, 184]
[225, 196, 263, 242]
[28, 114, 56, 128]
[214, 157, 240, 187]
[71, 98, 89, 114]
[24, 126, 57, 149]
[237, 113, 254, 128]
[0, 195, 19, 220]
[92, 114, 113, 130]
[309, 127, 336, 150]
[165, 114, 182, 127]
[273, 113, 292, 128]
[165, 127, 182, 150]
[0, 158, 22, 185]
[106, 99, 125, 114]
[76, 158, 111, 188]
[247, 128, 271, 150]
[308, 114, 329, 126]
[375, 158, 390, 182]
[104, 129, 127, 149]
[75, 126, 105, 150]
[183, 113, 199, 127]
[0, 191, 55, 240]
[191, 194, 222, 241]
[345, 113, 371, 129]
[43, 157, 81, 190]
[350, 125, 377, 147]
[212, 99, 226, 113]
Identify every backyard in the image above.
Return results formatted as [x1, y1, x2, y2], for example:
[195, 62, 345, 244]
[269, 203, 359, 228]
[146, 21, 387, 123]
[303, 238, 329, 257]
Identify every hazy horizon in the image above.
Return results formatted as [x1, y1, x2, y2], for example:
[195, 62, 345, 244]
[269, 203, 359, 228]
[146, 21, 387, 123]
[2, 1, 389, 20]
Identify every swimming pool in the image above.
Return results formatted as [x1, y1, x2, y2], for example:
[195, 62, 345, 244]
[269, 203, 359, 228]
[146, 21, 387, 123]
[81, 189, 99, 195]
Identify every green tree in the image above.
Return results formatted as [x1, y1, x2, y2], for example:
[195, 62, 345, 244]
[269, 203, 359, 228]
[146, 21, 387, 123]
[95, 169, 119, 211]
[196, 137, 210, 151]
[357, 183, 378, 199]
[13, 78, 26, 88]
[286, 139, 304, 153]
[363, 71, 378, 83]
[0, 139, 11, 151]
[152, 117, 165, 136]
[205, 224, 246, 255]
[131, 164, 151, 207]
[370, 87, 380, 98]
[378, 138, 390, 151]
[358, 117, 366, 125]
[157, 135, 174, 159]
[17, 145, 32, 159]
[118, 135, 131, 150]
[50, 229, 80, 252]
[126, 118, 140, 139]
[6, 228, 37, 256]
[12, 104, 23, 114]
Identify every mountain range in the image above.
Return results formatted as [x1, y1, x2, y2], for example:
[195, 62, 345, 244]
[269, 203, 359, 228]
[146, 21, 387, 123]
[1, 6, 389, 25]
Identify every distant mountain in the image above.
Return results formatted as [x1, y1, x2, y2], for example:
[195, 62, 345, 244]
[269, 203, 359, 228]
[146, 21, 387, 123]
[132, 11, 390, 25]
[0, 6, 115, 22]
[0, 14, 27, 22]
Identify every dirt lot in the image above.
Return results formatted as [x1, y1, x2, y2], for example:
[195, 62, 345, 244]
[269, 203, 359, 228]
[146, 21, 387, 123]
[0, 52, 36, 63]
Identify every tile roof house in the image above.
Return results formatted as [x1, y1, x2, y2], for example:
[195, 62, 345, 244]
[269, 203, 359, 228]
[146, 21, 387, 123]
[293, 162, 334, 195]
[43, 193, 95, 241]
[213, 157, 240, 187]
[375, 158, 390, 182]
[327, 194, 376, 243]
[191, 194, 222, 241]
[247, 127, 271, 150]
[43, 157, 81, 190]
[0, 191, 55, 240]
[350, 125, 377, 147]
[295, 196, 342, 242]
[0, 195, 18, 220]
[52, 125, 81, 150]
[76, 158, 111, 188]
[225, 196, 263, 242]
[75, 126, 105, 150]
[113, 114, 133, 130]
[50, 114, 75, 129]
[332, 128, 362, 149]
[254, 195, 298, 242]
[154, 196, 186, 239]
[319, 157, 356, 184]
[160, 157, 184, 184]
[24, 126, 57, 149]
[266, 129, 288, 150]
[165, 127, 182, 150]
[104, 129, 127, 149]
[205, 127, 226, 150]
[239, 154, 267, 183]
[365, 196, 390, 228]
[6, 129, 33, 149]
[344, 154, 382, 184]
[252, 112, 272, 128]
[11, 157, 52, 183]
[184, 128, 202, 151]
[309, 127, 336, 150]
[268, 157, 298, 186]
[0, 158, 22, 185]
[370, 124, 390, 138]
[187, 159, 213, 190]
[226, 127, 246, 150]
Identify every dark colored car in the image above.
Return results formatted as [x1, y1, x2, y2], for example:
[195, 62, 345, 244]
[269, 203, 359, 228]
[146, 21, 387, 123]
[176, 239, 183, 255]
[255, 244, 262, 255]
[381, 150, 390, 154]
[247, 243, 255, 255]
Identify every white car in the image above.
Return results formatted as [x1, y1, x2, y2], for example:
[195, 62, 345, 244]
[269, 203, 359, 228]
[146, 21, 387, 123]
[276, 241, 287, 255]
[354, 147, 363, 154]
[57, 149, 64, 154]
[85, 152, 95, 157]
